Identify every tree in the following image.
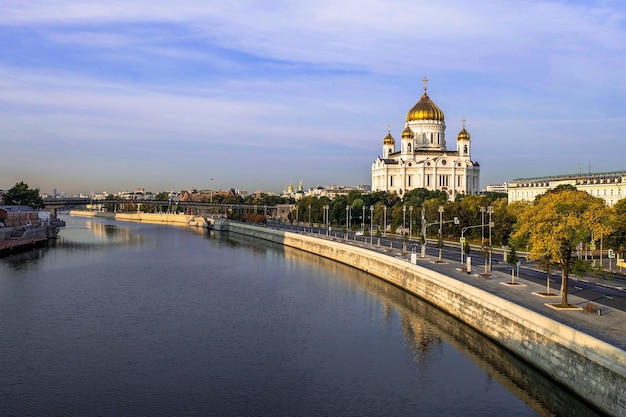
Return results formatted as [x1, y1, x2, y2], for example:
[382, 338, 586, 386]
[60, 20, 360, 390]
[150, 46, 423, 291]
[606, 198, 626, 260]
[506, 244, 519, 284]
[512, 188, 614, 307]
[4, 181, 44, 208]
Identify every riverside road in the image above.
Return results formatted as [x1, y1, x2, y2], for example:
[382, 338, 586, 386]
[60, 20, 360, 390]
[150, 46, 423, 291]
[269, 222, 626, 313]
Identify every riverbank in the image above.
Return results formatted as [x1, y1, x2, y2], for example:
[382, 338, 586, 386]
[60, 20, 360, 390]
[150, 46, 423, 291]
[226, 221, 626, 417]
[0, 224, 52, 257]
[69, 210, 207, 227]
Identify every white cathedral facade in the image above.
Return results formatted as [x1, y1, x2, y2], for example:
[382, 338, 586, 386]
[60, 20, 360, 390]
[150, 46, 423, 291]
[371, 79, 480, 200]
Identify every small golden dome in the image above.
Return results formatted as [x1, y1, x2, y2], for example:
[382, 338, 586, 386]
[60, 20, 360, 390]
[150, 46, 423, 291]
[457, 118, 470, 140]
[406, 92, 445, 122]
[383, 132, 395, 145]
[401, 126, 413, 139]
[457, 128, 470, 141]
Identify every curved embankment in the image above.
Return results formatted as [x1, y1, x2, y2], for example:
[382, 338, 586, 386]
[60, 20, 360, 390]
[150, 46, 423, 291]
[228, 222, 626, 417]
[69, 210, 206, 227]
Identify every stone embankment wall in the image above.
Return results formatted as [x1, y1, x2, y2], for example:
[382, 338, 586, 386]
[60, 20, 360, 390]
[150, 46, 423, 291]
[70, 210, 200, 225]
[228, 222, 626, 417]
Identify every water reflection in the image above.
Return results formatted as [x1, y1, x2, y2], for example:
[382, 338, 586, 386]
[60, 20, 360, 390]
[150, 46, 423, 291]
[0, 245, 51, 270]
[226, 232, 602, 417]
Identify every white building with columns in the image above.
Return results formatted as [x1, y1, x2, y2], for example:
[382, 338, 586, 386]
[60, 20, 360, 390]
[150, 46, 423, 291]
[507, 171, 626, 207]
[371, 79, 480, 200]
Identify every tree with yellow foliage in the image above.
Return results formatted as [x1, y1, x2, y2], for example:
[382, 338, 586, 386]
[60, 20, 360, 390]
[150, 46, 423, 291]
[511, 186, 614, 307]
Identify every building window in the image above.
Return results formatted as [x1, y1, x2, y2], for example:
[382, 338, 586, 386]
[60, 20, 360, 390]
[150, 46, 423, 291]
[408, 175, 412, 187]
[390, 176, 394, 187]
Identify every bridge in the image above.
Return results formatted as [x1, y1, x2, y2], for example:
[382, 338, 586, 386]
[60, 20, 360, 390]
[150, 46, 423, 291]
[43, 198, 292, 219]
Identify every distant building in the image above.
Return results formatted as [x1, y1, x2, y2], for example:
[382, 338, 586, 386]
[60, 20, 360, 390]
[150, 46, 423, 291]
[282, 181, 305, 200]
[371, 78, 481, 201]
[507, 171, 626, 206]
[0, 206, 40, 227]
[484, 183, 508, 194]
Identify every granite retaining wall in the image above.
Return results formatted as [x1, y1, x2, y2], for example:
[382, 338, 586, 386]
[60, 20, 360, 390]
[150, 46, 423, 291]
[228, 222, 626, 417]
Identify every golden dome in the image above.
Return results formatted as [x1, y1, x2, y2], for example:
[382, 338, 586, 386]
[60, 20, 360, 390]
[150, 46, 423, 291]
[457, 118, 470, 140]
[457, 128, 470, 141]
[383, 132, 395, 145]
[406, 92, 445, 122]
[401, 126, 414, 139]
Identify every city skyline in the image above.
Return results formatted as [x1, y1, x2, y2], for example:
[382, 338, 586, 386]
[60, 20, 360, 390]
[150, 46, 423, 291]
[2, 1, 626, 195]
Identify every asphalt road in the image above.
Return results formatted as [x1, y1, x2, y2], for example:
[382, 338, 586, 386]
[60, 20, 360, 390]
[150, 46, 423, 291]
[269, 222, 626, 312]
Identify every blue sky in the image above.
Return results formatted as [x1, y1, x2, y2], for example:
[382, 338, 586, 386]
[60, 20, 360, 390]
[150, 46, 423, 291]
[1, 0, 625, 195]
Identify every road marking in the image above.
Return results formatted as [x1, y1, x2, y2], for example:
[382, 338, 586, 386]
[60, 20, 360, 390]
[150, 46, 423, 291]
[604, 295, 613, 300]
[575, 286, 584, 290]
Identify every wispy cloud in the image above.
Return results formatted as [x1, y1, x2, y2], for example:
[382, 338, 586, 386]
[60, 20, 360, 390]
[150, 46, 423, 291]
[1, 0, 625, 193]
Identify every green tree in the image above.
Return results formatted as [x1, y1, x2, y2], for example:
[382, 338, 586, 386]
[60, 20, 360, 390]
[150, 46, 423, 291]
[506, 244, 519, 284]
[512, 188, 614, 307]
[4, 181, 44, 208]
[606, 198, 626, 260]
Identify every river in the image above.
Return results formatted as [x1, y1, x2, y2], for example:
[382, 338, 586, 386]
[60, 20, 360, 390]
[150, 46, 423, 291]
[0, 215, 603, 416]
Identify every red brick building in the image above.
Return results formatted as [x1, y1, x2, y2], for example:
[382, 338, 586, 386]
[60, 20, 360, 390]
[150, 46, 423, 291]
[0, 206, 40, 227]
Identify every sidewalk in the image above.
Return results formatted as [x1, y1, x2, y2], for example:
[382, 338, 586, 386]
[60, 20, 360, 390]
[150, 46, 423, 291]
[412, 254, 626, 351]
[292, 229, 626, 351]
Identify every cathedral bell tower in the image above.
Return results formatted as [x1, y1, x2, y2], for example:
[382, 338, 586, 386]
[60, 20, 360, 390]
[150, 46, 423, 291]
[382, 126, 395, 158]
[457, 118, 471, 157]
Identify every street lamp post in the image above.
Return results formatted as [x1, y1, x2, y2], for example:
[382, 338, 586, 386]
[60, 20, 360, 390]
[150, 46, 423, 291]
[460, 225, 482, 264]
[409, 206, 413, 237]
[488, 205, 494, 271]
[349, 206, 352, 231]
[383, 206, 387, 236]
[402, 205, 407, 254]
[421, 208, 426, 257]
[370, 206, 374, 245]
[402, 205, 407, 236]
[210, 177, 214, 203]
[362, 205, 366, 233]
[308, 204, 311, 226]
[345, 206, 349, 236]
[438, 205, 444, 261]
[480, 206, 486, 245]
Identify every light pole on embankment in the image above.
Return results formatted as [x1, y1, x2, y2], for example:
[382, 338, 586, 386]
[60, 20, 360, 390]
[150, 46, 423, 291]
[487, 205, 494, 272]
[370, 206, 374, 246]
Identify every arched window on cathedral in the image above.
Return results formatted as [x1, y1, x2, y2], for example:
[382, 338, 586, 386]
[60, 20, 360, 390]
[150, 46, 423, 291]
[407, 143, 411, 152]
[464, 145, 468, 154]
[430, 133, 434, 144]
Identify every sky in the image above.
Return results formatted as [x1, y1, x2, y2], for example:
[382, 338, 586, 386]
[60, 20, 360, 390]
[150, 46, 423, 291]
[1, 0, 625, 196]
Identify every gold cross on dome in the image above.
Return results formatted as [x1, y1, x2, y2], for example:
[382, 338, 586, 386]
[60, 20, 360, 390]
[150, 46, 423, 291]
[422, 76, 428, 91]
[387, 123, 391, 132]
[462, 117, 466, 128]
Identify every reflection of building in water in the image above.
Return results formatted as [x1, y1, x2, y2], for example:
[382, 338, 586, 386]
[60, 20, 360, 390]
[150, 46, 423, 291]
[274, 243, 599, 416]
[400, 314, 443, 366]
[87, 221, 142, 246]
